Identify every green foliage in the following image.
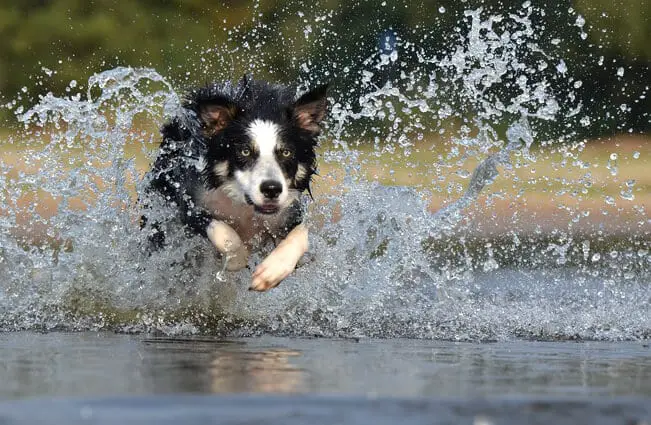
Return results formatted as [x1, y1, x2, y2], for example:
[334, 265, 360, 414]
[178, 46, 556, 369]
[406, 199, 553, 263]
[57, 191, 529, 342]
[0, 0, 648, 137]
[575, 0, 651, 60]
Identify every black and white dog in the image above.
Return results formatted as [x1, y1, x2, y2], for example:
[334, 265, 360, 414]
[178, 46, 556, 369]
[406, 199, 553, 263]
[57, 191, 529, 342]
[142, 76, 327, 292]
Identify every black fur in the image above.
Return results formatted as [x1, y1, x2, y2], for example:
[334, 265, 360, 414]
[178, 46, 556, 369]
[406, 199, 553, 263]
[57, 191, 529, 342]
[141, 76, 327, 250]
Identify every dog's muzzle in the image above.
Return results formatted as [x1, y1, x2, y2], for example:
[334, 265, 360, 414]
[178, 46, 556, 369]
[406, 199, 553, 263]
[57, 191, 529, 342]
[245, 192, 281, 215]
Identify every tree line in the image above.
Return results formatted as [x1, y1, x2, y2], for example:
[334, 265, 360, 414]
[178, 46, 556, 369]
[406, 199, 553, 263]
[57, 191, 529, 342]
[0, 0, 648, 138]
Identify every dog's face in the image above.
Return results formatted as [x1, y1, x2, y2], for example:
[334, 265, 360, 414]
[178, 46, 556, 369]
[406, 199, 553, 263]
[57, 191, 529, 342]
[192, 78, 327, 215]
[230, 119, 300, 213]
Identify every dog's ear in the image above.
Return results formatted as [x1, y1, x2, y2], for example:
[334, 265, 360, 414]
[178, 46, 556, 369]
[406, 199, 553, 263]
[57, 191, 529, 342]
[198, 97, 238, 136]
[293, 84, 328, 134]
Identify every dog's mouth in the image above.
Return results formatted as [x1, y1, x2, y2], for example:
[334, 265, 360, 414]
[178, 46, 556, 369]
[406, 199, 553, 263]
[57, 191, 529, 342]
[254, 204, 280, 214]
[245, 194, 280, 215]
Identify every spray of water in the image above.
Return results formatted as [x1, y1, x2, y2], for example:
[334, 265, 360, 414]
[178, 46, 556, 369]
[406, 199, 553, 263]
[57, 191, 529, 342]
[0, 5, 648, 340]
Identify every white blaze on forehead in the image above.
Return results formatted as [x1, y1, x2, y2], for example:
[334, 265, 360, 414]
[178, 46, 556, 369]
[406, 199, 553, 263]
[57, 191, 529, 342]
[247, 119, 281, 156]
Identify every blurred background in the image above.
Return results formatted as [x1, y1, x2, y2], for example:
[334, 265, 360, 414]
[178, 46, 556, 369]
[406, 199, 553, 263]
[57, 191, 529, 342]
[0, 0, 649, 242]
[0, 0, 648, 136]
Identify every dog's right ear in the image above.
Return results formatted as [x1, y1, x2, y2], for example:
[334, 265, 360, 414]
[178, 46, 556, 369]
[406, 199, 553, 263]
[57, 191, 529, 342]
[198, 96, 239, 136]
[293, 84, 328, 134]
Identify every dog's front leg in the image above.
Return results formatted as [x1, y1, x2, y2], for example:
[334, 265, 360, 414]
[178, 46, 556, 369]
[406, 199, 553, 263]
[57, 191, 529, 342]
[206, 220, 249, 271]
[250, 223, 309, 292]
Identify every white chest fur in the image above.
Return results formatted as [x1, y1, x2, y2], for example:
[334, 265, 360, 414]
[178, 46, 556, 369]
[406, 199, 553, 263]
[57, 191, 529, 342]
[199, 188, 286, 243]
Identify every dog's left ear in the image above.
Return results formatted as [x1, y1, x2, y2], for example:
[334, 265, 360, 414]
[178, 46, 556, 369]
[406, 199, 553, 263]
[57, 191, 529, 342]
[293, 84, 328, 134]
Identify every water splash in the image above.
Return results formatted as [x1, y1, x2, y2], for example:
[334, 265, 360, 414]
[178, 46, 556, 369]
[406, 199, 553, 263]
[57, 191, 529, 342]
[0, 6, 648, 341]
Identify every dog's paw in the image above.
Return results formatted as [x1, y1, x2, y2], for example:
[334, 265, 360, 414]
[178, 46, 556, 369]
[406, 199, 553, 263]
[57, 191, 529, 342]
[207, 220, 248, 271]
[249, 246, 299, 292]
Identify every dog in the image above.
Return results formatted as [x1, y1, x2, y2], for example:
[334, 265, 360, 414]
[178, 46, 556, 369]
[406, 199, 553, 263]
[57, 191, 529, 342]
[141, 75, 327, 292]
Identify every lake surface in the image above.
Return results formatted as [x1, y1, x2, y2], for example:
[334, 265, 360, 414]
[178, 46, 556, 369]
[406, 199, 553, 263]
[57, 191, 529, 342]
[0, 332, 649, 424]
[2, 332, 651, 399]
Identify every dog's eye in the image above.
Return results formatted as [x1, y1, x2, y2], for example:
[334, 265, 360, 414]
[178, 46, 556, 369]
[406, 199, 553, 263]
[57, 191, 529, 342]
[241, 148, 251, 157]
[281, 149, 292, 158]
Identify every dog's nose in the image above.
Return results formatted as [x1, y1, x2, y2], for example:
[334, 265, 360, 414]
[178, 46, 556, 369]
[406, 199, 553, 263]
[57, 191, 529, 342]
[260, 180, 282, 199]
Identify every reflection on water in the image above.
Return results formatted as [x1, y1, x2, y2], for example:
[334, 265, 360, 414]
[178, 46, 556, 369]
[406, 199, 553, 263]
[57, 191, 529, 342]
[137, 338, 305, 394]
[0, 332, 650, 401]
[209, 349, 303, 393]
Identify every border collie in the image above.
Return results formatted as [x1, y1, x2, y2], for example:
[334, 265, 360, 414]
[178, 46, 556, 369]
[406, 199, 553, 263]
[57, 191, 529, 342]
[142, 75, 327, 292]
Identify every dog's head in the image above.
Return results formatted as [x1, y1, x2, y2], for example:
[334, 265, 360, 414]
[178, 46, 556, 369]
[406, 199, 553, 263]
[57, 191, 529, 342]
[187, 76, 327, 215]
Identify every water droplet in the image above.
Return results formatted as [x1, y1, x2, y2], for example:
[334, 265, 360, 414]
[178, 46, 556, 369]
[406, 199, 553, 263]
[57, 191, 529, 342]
[620, 190, 634, 201]
[483, 257, 499, 272]
[632, 151, 640, 159]
[573, 80, 582, 88]
[620, 179, 636, 200]
[606, 154, 618, 176]
[604, 196, 615, 205]
[556, 60, 567, 74]
[616, 67, 625, 77]
[591, 253, 601, 262]
[438, 6, 446, 13]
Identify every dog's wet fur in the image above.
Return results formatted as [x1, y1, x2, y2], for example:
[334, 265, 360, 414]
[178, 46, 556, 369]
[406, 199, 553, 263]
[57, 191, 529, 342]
[142, 75, 327, 291]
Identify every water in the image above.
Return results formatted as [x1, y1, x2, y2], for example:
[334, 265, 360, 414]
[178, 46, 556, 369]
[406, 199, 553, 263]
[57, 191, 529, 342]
[2, 395, 649, 425]
[2, 333, 650, 399]
[0, 333, 650, 424]
[0, 4, 648, 340]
